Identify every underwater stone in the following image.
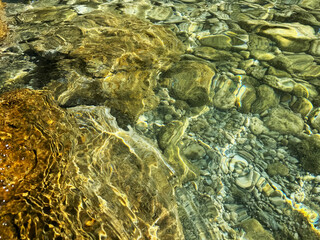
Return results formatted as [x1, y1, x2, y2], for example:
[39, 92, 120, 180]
[199, 34, 232, 50]
[22, 8, 184, 121]
[235, 170, 254, 189]
[250, 50, 275, 61]
[251, 84, 279, 114]
[270, 54, 314, 74]
[0, 89, 184, 239]
[242, 20, 316, 52]
[296, 134, 320, 175]
[249, 117, 267, 135]
[212, 76, 238, 110]
[147, 6, 173, 21]
[238, 218, 275, 240]
[236, 84, 257, 113]
[263, 75, 295, 93]
[267, 162, 289, 177]
[165, 60, 215, 107]
[310, 108, 320, 131]
[309, 40, 320, 56]
[263, 106, 304, 135]
[267, 66, 292, 78]
[0, 0, 7, 41]
[290, 97, 313, 117]
[182, 143, 206, 160]
[299, 0, 320, 9]
[193, 46, 233, 61]
[0, 89, 72, 239]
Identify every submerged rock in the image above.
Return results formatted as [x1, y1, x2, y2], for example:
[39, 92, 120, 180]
[251, 84, 279, 114]
[0, 0, 7, 41]
[0, 89, 73, 239]
[241, 20, 316, 52]
[238, 218, 274, 240]
[164, 60, 215, 107]
[295, 134, 320, 175]
[10, 7, 185, 122]
[264, 106, 304, 135]
[0, 89, 183, 239]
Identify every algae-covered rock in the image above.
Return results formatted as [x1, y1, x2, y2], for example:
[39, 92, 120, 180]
[158, 118, 199, 183]
[165, 60, 215, 107]
[310, 108, 320, 131]
[199, 34, 232, 50]
[263, 75, 295, 93]
[193, 46, 233, 61]
[238, 218, 274, 240]
[241, 20, 316, 52]
[0, 89, 184, 240]
[267, 162, 289, 177]
[264, 106, 304, 135]
[251, 84, 279, 114]
[14, 7, 185, 121]
[290, 97, 313, 117]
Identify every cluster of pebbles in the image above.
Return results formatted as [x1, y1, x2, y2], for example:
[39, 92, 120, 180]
[1, 0, 320, 239]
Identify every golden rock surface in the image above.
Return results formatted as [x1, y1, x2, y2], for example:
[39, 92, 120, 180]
[0, 89, 183, 239]
[0, 0, 7, 41]
[0, 89, 72, 239]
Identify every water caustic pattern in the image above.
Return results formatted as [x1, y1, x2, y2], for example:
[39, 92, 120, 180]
[10, 7, 184, 122]
[2, 0, 320, 239]
[0, 89, 183, 239]
[0, 89, 72, 239]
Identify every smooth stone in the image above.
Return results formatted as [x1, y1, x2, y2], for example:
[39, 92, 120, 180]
[263, 75, 295, 92]
[212, 76, 238, 110]
[165, 60, 215, 107]
[147, 6, 173, 21]
[180, 0, 202, 2]
[310, 108, 320, 131]
[264, 106, 304, 135]
[239, 59, 255, 71]
[270, 54, 314, 74]
[229, 155, 248, 173]
[267, 66, 292, 78]
[242, 20, 316, 52]
[290, 97, 313, 117]
[293, 83, 310, 98]
[199, 35, 232, 50]
[272, 35, 310, 52]
[235, 170, 254, 189]
[251, 50, 275, 61]
[251, 85, 279, 114]
[236, 84, 257, 114]
[300, 64, 320, 79]
[193, 46, 233, 61]
[309, 40, 320, 56]
[248, 65, 267, 80]
[240, 51, 250, 59]
[238, 218, 275, 240]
